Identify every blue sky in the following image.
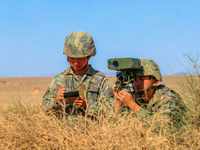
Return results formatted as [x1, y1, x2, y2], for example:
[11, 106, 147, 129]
[0, 0, 199, 77]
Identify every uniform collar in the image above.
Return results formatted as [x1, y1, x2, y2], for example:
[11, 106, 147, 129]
[135, 85, 158, 104]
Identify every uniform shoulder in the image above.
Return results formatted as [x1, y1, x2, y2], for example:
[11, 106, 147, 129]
[155, 84, 173, 94]
[90, 67, 105, 76]
[53, 67, 71, 79]
[90, 67, 106, 81]
[90, 69, 106, 83]
[49, 71, 67, 88]
[53, 71, 66, 80]
[155, 84, 177, 94]
[154, 84, 182, 102]
[95, 71, 106, 78]
[89, 68, 112, 91]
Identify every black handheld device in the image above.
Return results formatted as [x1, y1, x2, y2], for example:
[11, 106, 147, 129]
[63, 90, 79, 98]
[63, 90, 80, 105]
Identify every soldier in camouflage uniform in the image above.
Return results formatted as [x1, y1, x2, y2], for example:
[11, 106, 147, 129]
[113, 59, 186, 127]
[42, 31, 113, 119]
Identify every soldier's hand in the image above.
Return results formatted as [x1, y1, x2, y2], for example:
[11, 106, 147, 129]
[70, 95, 86, 108]
[117, 91, 140, 112]
[113, 88, 123, 102]
[55, 88, 66, 102]
[113, 88, 123, 111]
[118, 91, 133, 104]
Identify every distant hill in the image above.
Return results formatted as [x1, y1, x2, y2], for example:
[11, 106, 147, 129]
[173, 72, 186, 76]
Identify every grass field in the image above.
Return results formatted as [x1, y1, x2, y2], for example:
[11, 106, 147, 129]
[0, 75, 199, 149]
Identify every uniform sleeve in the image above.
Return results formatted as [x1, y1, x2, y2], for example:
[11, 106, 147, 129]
[138, 90, 185, 124]
[42, 77, 61, 115]
[86, 76, 115, 115]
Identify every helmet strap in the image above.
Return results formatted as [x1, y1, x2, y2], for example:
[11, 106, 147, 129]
[136, 77, 154, 97]
[72, 63, 88, 71]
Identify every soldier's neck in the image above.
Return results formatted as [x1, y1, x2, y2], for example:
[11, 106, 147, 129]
[73, 64, 90, 75]
[141, 89, 154, 103]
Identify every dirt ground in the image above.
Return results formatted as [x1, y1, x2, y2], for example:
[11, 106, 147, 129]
[0, 76, 183, 104]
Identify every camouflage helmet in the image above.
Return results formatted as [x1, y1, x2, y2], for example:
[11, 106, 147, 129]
[63, 31, 96, 58]
[132, 59, 163, 81]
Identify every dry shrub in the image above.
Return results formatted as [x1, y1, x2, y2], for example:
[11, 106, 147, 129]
[177, 54, 200, 127]
[0, 97, 200, 150]
[0, 80, 6, 83]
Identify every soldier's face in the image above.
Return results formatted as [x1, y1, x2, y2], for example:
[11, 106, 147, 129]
[68, 57, 88, 70]
[133, 76, 152, 93]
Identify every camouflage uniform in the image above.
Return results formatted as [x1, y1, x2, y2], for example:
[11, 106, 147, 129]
[42, 31, 114, 118]
[42, 65, 113, 118]
[135, 85, 186, 126]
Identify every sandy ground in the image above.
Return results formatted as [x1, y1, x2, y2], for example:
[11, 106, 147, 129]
[0, 76, 182, 104]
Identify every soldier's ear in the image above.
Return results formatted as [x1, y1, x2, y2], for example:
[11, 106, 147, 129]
[87, 56, 91, 60]
[152, 78, 158, 86]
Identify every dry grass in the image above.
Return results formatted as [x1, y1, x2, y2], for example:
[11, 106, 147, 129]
[0, 97, 200, 149]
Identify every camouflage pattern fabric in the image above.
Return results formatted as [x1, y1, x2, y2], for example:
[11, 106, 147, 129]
[136, 85, 186, 127]
[119, 84, 186, 128]
[132, 59, 163, 81]
[63, 31, 96, 58]
[42, 65, 114, 119]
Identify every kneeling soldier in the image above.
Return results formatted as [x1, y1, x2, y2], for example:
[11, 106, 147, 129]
[113, 59, 186, 127]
